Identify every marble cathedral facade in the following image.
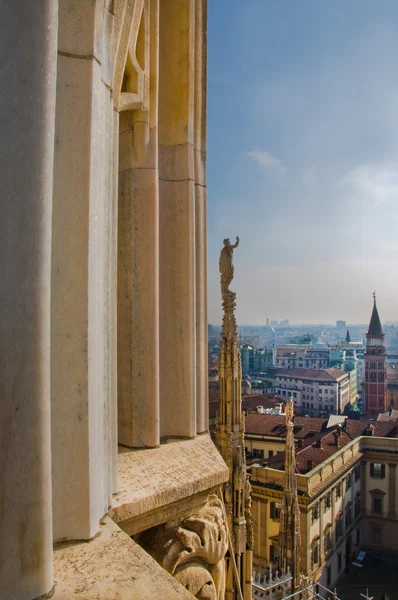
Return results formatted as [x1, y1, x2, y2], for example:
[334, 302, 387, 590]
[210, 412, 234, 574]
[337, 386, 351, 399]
[0, 2, 232, 599]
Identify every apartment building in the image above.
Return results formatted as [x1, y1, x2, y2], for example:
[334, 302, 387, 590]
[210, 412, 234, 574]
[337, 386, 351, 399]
[275, 346, 330, 370]
[275, 368, 350, 416]
[241, 345, 273, 378]
[248, 426, 398, 590]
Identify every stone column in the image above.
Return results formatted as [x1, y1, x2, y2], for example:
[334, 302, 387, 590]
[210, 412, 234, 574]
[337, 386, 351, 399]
[51, 3, 116, 541]
[117, 0, 160, 448]
[158, 0, 197, 438]
[194, 0, 208, 434]
[0, 2, 57, 598]
[118, 108, 160, 448]
[388, 463, 396, 520]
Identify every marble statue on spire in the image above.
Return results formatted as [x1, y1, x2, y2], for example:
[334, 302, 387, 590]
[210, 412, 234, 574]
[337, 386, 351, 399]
[219, 236, 239, 295]
[216, 237, 253, 600]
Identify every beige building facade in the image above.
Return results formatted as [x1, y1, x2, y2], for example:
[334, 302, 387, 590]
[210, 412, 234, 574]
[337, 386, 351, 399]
[275, 346, 330, 370]
[0, 2, 232, 600]
[249, 435, 398, 590]
[275, 368, 350, 417]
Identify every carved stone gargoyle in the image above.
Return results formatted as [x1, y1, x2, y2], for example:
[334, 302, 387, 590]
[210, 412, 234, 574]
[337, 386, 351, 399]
[137, 494, 228, 600]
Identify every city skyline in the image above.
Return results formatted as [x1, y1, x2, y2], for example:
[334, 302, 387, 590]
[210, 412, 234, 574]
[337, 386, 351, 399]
[207, 1, 398, 325]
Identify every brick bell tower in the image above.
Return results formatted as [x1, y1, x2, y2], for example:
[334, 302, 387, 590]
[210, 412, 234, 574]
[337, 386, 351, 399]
[365, 293, 387, 414]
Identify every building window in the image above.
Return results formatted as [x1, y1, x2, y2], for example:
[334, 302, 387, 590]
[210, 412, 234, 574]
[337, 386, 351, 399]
[270, 502, 281, 520]
[372, 497, 383, 515]
[372, 525, 382, 544]
[335, 513, 343, 542]
[336, 482, 342, 498]
[268, 450, 274, 458]
[312, 502, 319, 523]
[327, 565, 331, 586]
[253, 449, 264, 459]
[324, 492, 332, 511]
[324, 524, 332, 556]
[370, 463, 385, 479]
[354, 493, 361, 518]
[346, 474, 352, 489]
[311, 538, 320, 567]
[345, 503, 352, 529]
[270, 543, 279, 564]
[356, 529, 360, 546]
[354, 465, 360, 482]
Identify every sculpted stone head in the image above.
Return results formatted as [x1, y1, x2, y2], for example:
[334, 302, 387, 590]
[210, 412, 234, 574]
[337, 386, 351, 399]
[138, 495, 228, 600]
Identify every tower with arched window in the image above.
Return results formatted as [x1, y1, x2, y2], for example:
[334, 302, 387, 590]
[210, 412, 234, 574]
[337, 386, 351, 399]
[364, 294, 387, 414]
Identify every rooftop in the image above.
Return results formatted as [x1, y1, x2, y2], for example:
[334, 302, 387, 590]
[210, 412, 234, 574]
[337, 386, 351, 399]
[209, 388, 281, 420]
[245, 414, 398, 473]
[245, 413, 328, 439]
[377, 408, 398, 421]
[276, 367, 348, 381]
[387, 365, 398, 380]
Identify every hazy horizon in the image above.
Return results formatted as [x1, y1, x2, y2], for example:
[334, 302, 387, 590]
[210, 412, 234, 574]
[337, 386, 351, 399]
[207, 1, 398, 326]
[209, 321, 398, 328]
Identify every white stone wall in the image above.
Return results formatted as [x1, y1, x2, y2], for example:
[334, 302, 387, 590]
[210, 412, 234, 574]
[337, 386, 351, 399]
[1, 2, 214, 599]
[0, 2, 58, 598]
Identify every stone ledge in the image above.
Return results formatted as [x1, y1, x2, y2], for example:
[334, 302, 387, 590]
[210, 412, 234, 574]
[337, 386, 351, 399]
[110, 434, 229, 535]
[52, 517, 195, 599]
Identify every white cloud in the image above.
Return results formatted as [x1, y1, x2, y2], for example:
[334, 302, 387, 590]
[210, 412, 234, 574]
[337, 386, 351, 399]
[339, 164, 398, 206]
[302, 165, 317, 188]
[247, 150, 286, 174]
[382, 240, 398, 253]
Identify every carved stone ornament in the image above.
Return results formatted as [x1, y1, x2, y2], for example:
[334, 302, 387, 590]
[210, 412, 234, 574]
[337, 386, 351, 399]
[138, 494, 228, 600]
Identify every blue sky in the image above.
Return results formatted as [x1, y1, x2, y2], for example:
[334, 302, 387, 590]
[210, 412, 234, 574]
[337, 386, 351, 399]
[207, 1, 398, 325]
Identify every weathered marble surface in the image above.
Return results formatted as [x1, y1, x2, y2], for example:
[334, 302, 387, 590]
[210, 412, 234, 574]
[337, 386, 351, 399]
[52, 517, 195, 599]
[110, 435, 229, 534]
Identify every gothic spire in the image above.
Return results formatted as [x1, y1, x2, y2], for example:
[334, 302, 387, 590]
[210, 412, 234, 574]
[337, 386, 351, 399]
[345, 329, 351, 343]
[278, 398, 301, 592]
[216, 238, 252, 600]
[368, 292, 383, 336]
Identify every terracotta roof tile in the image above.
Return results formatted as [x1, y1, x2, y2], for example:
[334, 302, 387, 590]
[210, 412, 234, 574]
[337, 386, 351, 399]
[276, 368, 348, 381]
[208, 390, 281, 419]
[258, 418, 398, 474]
[246, 413, 397, 442]
[245, 413, 327, 438]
